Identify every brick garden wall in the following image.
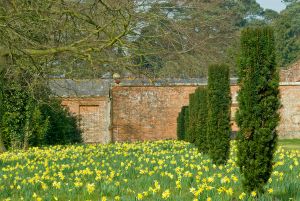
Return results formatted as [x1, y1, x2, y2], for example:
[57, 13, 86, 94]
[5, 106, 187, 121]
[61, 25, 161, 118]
[59, 81, 300, 143]
[56, 60, 300, 142]
[111, 84, 300, 142]
[280, 60, 300, 82]
[62, 97, 111, 143]
[278, 84, 300, 138]
[111, 86, 198, 141]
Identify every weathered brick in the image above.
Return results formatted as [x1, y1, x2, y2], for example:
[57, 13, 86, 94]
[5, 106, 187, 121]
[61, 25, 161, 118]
[62, 97, 111, 143]
[60, 81, 300, 143]
[280, 60, 300, 82]
[112, 84, 300, 141]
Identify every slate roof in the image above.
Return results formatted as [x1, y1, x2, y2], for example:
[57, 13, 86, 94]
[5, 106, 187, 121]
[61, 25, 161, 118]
[49, 78, 239, 97]
[49, 79, 111, 97]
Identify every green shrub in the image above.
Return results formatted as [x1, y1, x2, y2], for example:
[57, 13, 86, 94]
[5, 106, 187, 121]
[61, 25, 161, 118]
[236, 27, 280, 193]
[177, 106, 188, 140]
[41, 100, 82, 145]
[194, 87, 208, 153]
[207, 64, 231, 165]
[0, 82, 49, 150]
[0, 75, 82, 150]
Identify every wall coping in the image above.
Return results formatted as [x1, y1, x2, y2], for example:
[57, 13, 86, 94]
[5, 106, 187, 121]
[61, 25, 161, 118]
[279, 82, 300, 86]
[49, 78, 300, 98]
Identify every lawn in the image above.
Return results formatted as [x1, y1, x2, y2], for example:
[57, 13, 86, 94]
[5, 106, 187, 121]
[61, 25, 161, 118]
[0, 140, 299, 201]
[279, 139, 300, 150]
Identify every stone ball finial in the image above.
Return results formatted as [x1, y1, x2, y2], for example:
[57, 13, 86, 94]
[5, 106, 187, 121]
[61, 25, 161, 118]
[113, 73, 121, 84]
[113, 73, 120, 79]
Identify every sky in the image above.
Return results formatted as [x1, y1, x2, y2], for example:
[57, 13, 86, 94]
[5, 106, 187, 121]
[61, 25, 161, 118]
[256, 0, 286, 12]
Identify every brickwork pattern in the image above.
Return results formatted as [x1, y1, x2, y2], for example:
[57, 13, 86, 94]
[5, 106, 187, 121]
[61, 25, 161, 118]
[280, 60, 300, 82]
[62, 97, 111, 143]
[112, 85, 300, 142]
[112, 86, 197, 141]
[60, 83, 300, 143]
[278, 85, 300, 138]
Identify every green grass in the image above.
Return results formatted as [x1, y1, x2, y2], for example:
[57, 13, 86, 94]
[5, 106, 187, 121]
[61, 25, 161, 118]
[279, 139, 300, 150]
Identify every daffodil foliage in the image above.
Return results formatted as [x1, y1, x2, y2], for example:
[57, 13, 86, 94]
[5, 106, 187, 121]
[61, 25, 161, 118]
[0, 141, 299, 200]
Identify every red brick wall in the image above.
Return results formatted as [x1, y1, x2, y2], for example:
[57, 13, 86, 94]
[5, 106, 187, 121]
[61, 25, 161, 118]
[112, 84, 300, 142]
[280, 60, 300, 82]
[111, 86, 198, 141]
[60, 83, 300, 143]
[112, 85, 241, 142]
[278, 85, 300, 138]
[62, 97, 111, 143]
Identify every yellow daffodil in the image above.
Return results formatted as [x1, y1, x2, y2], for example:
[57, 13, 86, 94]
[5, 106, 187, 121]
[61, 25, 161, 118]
[86, 183, 95, 194]
[162, 189, 170, 199]
[251, 191, 257, 197]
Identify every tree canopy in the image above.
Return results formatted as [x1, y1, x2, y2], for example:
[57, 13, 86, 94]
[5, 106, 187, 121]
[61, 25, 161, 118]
[274, 2, 300, 67]
[0, 0, 276, 79]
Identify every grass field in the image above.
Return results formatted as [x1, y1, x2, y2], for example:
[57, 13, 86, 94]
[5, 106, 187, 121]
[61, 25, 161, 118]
[279, 139, 300, 150]
[0, 140, 299, 201]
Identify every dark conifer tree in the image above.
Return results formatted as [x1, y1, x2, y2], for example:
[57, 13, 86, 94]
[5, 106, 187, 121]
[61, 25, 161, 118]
[177, 106, 188, 140]
[207, 64, 231, 165]
[236, 27, 280, 193]
[184, 106, 190, 142]
[194, 87, 208, 153]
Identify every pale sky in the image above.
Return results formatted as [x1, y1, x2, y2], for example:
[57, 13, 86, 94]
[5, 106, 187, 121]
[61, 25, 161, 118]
[256, 0, 286, 12]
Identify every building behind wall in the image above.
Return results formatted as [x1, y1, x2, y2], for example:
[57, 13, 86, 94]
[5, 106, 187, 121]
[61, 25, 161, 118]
[50, 61, 300, 143]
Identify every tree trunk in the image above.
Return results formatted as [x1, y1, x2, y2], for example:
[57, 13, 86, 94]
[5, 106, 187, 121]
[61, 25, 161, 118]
[0, 132, 6, 153]
[23, 126, 30, 151]
[23, 135, 29, 151]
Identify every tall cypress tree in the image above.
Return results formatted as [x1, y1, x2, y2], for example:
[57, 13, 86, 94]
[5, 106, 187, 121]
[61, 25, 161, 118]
[236, 27, 280, 193]
[184, 106, 190, 142]
[177, 106, 188, 140]
[207, 64, 231, 165]
[194, 87, 208, 153]
[187, 93, 196, 143]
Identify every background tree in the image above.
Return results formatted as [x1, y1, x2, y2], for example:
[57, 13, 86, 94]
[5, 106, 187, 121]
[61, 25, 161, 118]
[3, 0, 297, 78]
[207, 64, 231, 165]
[281, 0, 299, 3]
[0, 0, 135, 78]
[236, 27, 280, 193]
[274, 2, 300, 68]
[240, 1, 300, 68]
[0, 0, 268, 79]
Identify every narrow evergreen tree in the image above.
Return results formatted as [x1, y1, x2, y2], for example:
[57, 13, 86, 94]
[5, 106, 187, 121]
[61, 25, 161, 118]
[184, 106, 190, 142]
[177, 106, 188, 140]
[236, 27, 280, 193]
[207, 64, 231, 165]
[187, 93, 197, 143]
[194, 87, 208, 153]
